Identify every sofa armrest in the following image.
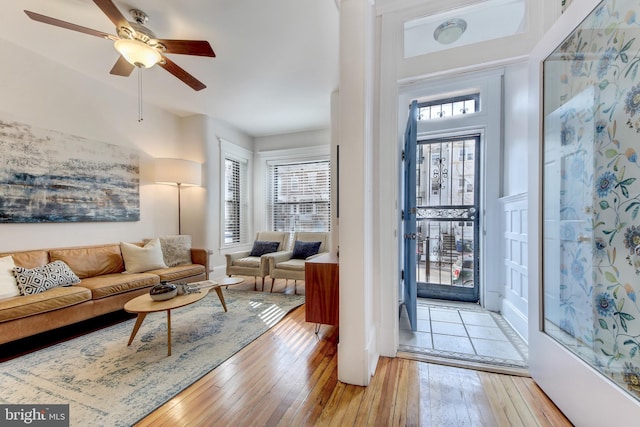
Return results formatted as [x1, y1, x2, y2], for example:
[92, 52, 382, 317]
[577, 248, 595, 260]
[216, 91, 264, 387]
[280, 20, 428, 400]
[191, 248, 212, 278]
[225, 250, 252, 264]
[266, 251, 293, 270]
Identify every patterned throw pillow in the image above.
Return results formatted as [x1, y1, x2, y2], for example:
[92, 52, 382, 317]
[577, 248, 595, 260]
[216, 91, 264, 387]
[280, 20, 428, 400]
[291, 241, 322, 260]
[14, 260, 81, 295]
[249, 241, 280, 257]
[159, 235, 192, 267]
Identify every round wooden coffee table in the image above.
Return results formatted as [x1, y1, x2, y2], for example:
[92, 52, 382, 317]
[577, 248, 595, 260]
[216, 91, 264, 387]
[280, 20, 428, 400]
[124, 281, 226, 356]
[221, 277, 244, 288]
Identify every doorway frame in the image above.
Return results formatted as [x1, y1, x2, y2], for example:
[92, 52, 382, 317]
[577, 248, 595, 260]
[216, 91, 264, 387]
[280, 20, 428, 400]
[397, 70, 504, 313]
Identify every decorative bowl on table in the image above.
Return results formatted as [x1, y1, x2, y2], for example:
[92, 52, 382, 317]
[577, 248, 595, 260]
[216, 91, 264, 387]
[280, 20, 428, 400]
[150, 282, 177, 301]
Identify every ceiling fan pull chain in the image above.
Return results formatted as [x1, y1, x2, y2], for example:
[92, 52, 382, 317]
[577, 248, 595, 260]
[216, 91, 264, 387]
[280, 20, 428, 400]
[138, 67, 144, 123]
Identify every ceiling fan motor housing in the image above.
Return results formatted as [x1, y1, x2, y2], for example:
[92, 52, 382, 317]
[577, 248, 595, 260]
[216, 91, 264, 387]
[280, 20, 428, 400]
[116, 9, 165, 51]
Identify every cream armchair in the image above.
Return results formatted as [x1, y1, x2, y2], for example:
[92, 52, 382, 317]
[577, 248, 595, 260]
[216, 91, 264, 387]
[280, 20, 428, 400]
[225, 231, 289, 290]
[266, 231, 329, 293]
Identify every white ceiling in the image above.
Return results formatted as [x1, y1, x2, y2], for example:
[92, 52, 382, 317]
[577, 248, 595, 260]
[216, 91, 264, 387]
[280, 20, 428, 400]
[0, 0, 339, 137]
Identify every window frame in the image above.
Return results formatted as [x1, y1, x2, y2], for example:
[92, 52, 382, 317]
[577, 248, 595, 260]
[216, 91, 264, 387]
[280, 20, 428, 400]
[220, 140, 252, 249]
[255, 145, 331, 238]
[268, 159, 331, 237]
[418, 93, 480, 121]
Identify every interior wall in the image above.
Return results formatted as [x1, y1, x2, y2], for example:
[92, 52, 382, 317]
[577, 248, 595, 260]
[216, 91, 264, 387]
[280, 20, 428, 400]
[180, 115, 254, 270]
[254, 128, 330, 152]
[499, 61, 530, 340]
[0, 39, 185, 252]
[503, 61, 530, 197]
[336, 0, 378, 386]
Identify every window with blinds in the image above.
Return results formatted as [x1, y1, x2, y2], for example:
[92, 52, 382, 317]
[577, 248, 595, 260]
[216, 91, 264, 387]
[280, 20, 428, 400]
[268, 160, 331, 234]
[224, 157, 247, 244]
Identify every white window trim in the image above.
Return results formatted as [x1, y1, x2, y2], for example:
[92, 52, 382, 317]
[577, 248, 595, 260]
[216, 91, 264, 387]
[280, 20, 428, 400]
[220, 139, 253, 250]
[255, 145, 330, 234]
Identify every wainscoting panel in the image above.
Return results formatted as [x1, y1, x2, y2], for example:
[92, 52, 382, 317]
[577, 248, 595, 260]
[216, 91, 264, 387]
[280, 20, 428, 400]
[500, 193, 528, 342]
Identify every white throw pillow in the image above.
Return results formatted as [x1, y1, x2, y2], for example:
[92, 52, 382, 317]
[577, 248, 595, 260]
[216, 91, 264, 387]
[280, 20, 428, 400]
[0, 256, 20, 299]
[120, 239, 168, 274]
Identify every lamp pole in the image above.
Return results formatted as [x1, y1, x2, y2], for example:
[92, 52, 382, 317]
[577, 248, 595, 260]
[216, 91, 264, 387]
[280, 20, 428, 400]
[177, 182, 183, 235]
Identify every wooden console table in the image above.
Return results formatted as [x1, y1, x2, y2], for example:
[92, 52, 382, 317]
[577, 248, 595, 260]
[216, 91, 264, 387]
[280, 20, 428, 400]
[305, 252, 339, 326]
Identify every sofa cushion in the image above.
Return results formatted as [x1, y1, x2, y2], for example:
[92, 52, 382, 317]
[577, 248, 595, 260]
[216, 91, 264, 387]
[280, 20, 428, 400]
[291, 241, 322, 260]
[0, 286, 92, 322]
[50, 244, 125, 279]
[147, 264, 206, 282]
[0, 250, 49, 269]
[14, 261, 81, 295]
[0, 256, 20, 299]
[249, 241, 280, 257]
[79, 273, 159, 300]
[120, 239, 168, 274]
[233, 256, 261, 268]
[274, 259, 306, 271]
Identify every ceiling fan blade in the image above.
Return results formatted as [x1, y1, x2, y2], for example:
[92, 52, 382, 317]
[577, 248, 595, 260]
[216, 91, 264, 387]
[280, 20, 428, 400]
[157, 40, 215, 57]
[24, 10, 115, 39]
[110, 56, 135, 76]
[93, 0, 130, 31]
[158, 56, 206, 91]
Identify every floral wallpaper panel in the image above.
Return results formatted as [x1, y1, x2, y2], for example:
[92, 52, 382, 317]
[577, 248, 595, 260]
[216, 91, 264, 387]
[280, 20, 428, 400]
[543, 0, 640, 400]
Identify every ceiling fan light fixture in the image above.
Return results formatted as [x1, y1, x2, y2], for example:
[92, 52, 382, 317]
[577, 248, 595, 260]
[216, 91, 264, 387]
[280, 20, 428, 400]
[114, 38, 161, 68]
[434, 18, 467, 45]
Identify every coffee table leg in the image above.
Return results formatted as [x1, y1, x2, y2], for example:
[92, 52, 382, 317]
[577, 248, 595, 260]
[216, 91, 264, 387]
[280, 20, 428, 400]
[213, 286, 228, 312]
[167, 309, 172, 357]
[128, 313, 147, 346]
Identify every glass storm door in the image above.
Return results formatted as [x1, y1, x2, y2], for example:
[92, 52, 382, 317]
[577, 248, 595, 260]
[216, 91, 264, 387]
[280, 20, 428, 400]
[414, 135, 480, 303]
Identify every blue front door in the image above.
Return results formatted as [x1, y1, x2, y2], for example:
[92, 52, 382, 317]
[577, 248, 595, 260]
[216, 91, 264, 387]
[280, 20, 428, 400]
[402, 101, 418, 331]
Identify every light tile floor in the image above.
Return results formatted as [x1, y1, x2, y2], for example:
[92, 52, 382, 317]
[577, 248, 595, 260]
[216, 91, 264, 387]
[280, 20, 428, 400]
[399, 299, 528, 369]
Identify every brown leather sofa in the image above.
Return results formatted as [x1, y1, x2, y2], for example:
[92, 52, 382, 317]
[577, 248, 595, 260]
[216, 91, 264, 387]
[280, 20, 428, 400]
[0, 243, 210, 345]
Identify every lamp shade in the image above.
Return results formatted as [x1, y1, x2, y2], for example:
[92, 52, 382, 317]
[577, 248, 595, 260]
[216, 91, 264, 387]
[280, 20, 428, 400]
[114, 39, 161, 68]
[155, 158, 202, 186]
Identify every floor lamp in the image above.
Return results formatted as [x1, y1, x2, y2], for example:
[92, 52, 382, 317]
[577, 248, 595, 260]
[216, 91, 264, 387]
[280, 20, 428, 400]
[155, 158, 202, 235]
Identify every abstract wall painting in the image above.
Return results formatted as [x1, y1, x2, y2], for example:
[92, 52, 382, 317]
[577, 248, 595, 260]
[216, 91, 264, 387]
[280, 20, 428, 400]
[0, 118, 139, 223]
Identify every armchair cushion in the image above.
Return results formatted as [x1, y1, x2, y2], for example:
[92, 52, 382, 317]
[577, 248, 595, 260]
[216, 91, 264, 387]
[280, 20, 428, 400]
[291, 241, 322, 260]
[233, 256, 261, 268]
[274, 259, 306, 271]
[249, 241, 280, 257]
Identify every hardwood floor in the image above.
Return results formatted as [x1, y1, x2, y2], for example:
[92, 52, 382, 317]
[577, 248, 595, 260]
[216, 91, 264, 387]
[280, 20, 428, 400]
[136, 279, 572, 427]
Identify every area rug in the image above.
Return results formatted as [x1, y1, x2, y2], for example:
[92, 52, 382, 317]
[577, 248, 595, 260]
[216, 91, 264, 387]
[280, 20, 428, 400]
[0, 289, 305, 426]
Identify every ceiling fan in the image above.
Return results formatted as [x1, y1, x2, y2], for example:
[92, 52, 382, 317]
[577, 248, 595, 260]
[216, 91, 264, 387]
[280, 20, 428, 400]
[24, 0, 215, 91]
